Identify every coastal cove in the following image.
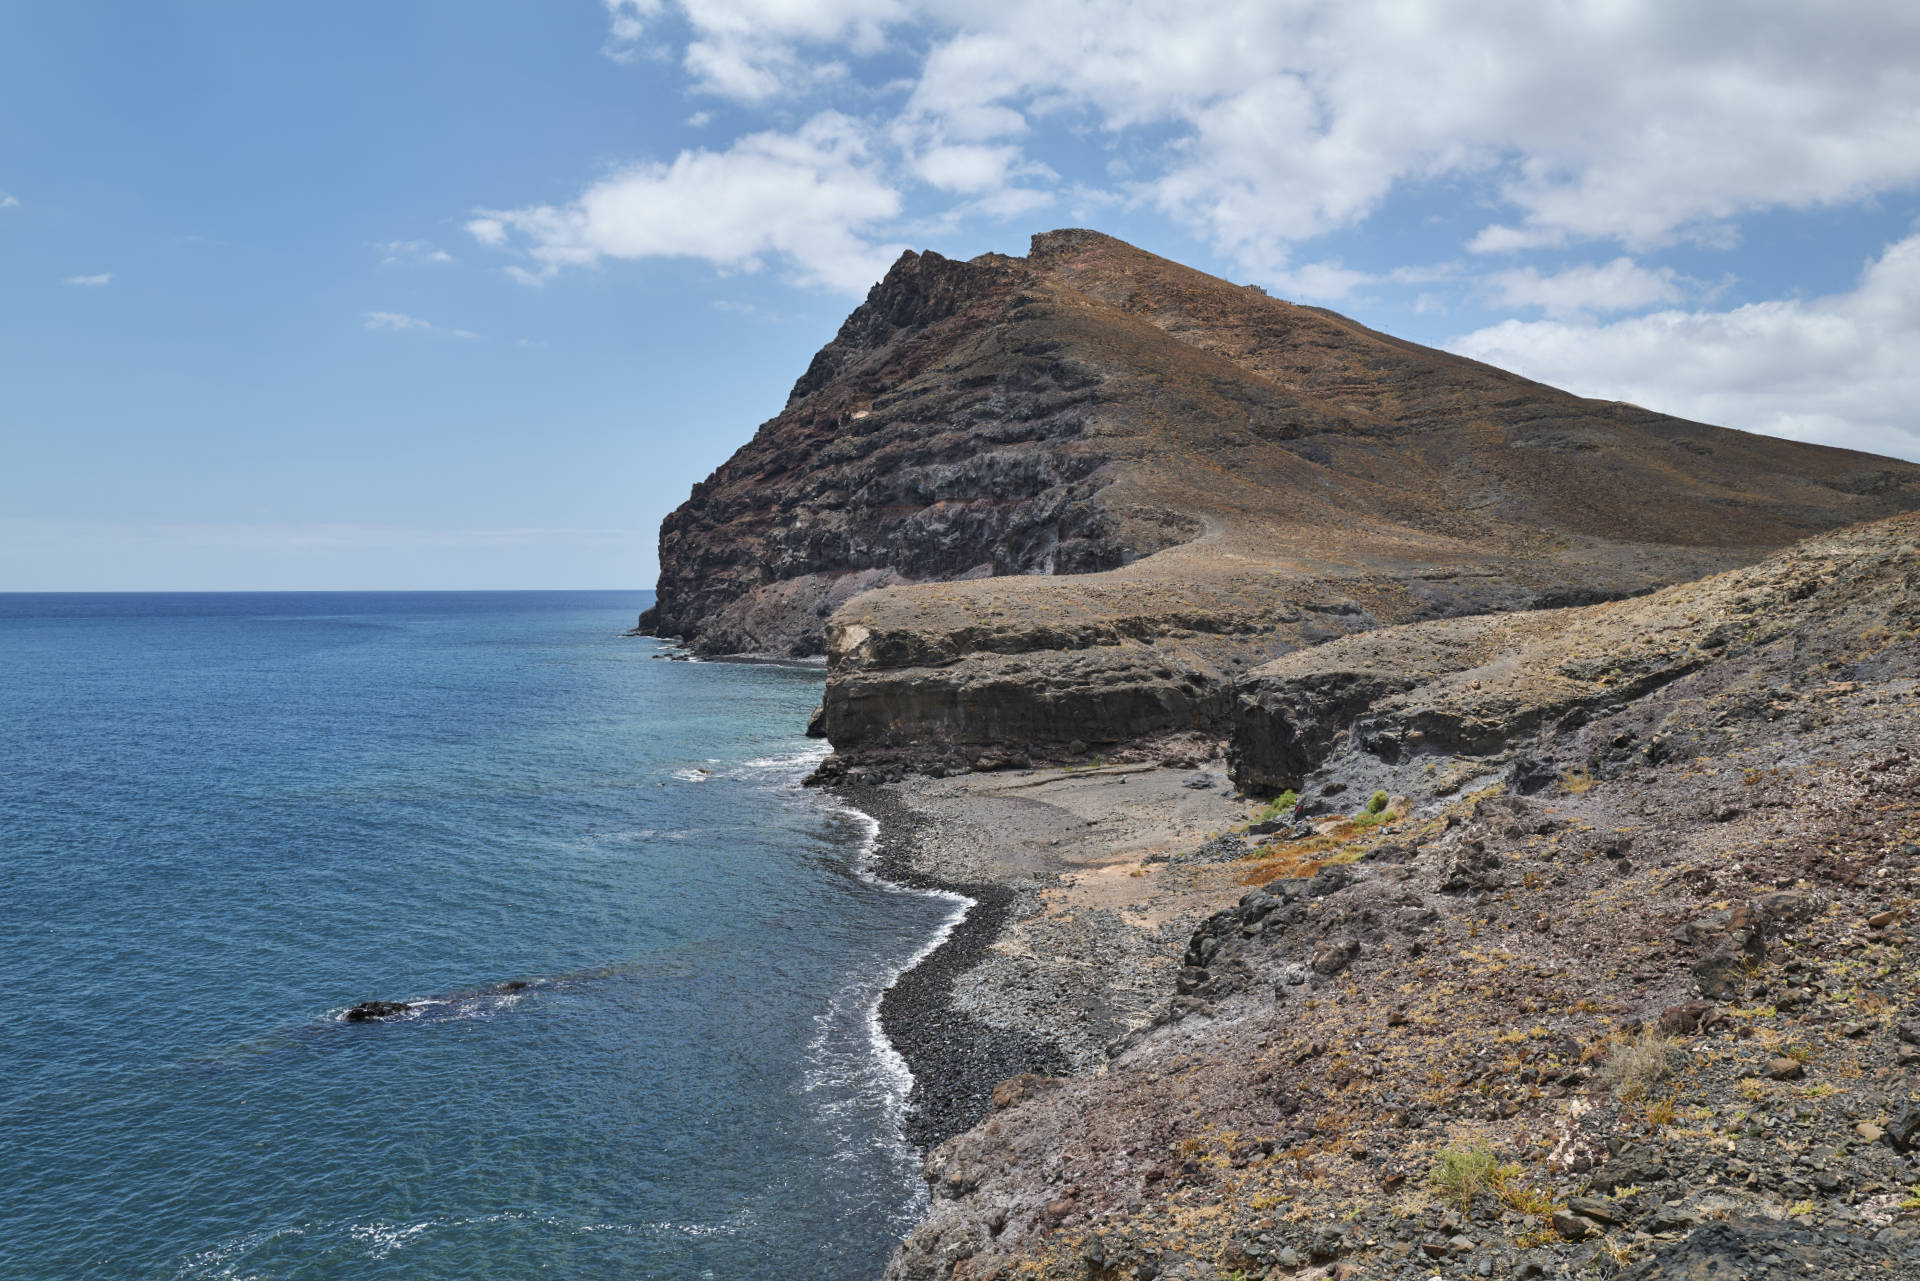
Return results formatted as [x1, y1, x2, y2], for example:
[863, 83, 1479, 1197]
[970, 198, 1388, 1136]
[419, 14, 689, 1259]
[0, 591, 964, 1281]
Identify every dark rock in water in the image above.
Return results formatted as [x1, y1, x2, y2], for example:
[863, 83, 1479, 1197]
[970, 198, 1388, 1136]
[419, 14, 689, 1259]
[343, 1000, 411, 1022]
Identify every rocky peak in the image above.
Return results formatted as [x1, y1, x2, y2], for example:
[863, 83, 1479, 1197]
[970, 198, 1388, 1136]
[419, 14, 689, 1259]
[640, 228, 1920, 753]
[784, 249, 1021, 409]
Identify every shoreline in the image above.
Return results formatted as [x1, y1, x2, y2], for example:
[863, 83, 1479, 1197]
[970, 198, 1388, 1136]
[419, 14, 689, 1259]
[839, 782, 1074, 1150]
[832, 764, 1263, 1153]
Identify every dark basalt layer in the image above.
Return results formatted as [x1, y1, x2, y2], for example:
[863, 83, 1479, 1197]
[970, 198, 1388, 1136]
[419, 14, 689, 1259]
[1228, 512, 1920, 796]
[643, 227, 1920, 764]
[637, 246, 1197, 657]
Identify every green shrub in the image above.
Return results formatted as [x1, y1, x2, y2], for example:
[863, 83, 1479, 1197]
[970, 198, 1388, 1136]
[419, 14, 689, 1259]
[1254, 789, 1299, 824]
[1431, 1144, 1501, 1210]
[1365, 790, 1390, 815]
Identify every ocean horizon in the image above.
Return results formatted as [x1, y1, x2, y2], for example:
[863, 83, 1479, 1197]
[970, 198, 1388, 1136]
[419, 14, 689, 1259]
[1, 590, 956, 1280]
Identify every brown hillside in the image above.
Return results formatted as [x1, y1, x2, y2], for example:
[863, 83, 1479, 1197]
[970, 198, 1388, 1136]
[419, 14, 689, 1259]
[638, 229, 1920, 766]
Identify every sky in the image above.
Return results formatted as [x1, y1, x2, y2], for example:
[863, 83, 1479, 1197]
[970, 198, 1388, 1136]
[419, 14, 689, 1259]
[4, 2, 1919, 591]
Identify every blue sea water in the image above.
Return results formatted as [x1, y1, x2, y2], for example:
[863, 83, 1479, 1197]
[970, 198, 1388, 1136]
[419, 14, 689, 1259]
[0, 591, 961, 1281]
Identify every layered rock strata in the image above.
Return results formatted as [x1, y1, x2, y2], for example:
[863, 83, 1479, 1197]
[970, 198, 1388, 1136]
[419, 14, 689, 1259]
[641, 229, 1920, 769]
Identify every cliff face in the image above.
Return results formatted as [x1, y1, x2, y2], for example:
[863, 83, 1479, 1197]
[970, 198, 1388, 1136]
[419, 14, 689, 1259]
[637, 244, 1199, 657]
[642, 228, 1920, 761]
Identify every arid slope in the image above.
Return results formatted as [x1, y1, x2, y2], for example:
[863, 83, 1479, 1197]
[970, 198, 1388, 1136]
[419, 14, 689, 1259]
[640, 229, 1920, 767]
[884, 513, 1920, 1281]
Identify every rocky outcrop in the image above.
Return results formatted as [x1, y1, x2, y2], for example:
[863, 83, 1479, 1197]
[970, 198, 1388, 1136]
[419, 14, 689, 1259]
[642, 227, 1920, 765]
[636, 245, 1197, 657]
[342, 1000, 411, 1022]
[1229, 512, 1920, 796]
[879, 514, 1920, 1281]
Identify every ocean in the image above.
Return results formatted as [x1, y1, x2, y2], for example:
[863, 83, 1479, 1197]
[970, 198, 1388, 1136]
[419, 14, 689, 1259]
[0, 591, 962, 1281]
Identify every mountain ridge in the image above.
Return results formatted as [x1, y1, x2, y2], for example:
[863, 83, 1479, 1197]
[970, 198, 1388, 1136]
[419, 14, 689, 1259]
[638, 229, 1920, 770]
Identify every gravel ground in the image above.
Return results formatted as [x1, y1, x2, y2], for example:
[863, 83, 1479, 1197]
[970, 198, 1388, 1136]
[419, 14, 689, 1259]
[839, 763, 1256, 1147]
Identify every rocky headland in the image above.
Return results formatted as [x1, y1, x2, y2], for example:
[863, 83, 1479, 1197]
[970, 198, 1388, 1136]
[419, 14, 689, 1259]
[637, 230, 1920, 1279]
[641, 229, 1920, 777]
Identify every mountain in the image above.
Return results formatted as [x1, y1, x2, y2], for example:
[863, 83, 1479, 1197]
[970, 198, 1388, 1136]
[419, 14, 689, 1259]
[639, 229, 1920, 771]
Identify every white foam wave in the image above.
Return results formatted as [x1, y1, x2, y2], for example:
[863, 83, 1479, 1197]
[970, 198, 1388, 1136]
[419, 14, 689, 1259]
[799, 791, 972, 1224]
[179, 1208, 757, 1278]
[327, 988, 526, 1026]
[737, 741, 833, 775]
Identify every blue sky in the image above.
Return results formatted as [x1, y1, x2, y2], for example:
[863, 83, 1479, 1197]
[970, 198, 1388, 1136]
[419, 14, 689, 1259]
[5, 2, 1919, 590]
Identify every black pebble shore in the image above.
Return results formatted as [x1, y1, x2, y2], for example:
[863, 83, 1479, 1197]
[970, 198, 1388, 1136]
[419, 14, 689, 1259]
[839, 783, 1073, 1151]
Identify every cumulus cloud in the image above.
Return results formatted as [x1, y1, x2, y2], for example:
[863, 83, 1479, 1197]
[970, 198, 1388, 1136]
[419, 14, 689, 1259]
[363, 311, 431, 330]
[375, 239, 454, 265]
[592, 1, 1920, 274]
[467, 112, 905, 293]
[601, 0, 661, 62]
[1, 193, 19, 209]
[63, 273, 112, 287]
[1452, 234, 1920, 462]
[1484, 258, 1687, 319]
[675, 0, 903, 99]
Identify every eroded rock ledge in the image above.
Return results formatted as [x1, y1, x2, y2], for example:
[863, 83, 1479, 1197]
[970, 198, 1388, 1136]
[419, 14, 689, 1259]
[879, 512, 1920, 1281]
[644, 228, 1920, 762]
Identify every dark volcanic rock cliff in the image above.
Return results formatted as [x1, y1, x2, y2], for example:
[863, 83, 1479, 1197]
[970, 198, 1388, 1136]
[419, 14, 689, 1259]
[637, 243, 1198, 657]
[642, 229, 1920, 762]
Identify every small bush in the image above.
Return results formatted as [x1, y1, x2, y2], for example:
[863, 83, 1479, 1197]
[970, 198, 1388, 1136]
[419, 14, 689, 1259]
[1491, 1165, 1553, 1216]
[1602, 1028, 1681, 1101]
[1254, 789, 1300, 824]
[1365, 790, 1390, 815]
[1430, 1144, 1501, 1210]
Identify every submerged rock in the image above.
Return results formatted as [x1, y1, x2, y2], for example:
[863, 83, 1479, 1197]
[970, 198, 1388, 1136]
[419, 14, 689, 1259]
[342, 1000, 411, 1022]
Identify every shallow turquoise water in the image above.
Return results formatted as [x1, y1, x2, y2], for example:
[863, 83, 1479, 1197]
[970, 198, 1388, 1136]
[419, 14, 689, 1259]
[0, 592, 956, 1280]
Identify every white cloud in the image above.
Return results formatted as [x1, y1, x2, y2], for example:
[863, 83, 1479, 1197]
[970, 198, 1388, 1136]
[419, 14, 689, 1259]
[1, 193, 19, 209]
[590, 2, 1920, 277]
[912, 142, 1020, 195]
[602, 0, 662, 62]
[361, 311, 480, 338]
[1264, 260, 1378, 303]
[375, 239, 454, 265]
[63, 273, 112, 287]
[1484, 258, 1686, 319]
[665, 0, 906, 99]
[363, 310, 431, 330]
[1452, 233, 1920, 462]
[468, 112, 905, 293]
